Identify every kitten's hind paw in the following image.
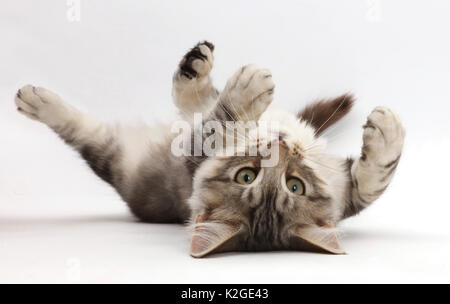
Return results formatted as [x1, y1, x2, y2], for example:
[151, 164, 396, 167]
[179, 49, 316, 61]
[177, 41, 214, 80]
[15, 85, 72, 128]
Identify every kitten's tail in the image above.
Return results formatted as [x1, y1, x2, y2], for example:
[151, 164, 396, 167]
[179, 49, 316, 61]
[298, 93, 355, 136]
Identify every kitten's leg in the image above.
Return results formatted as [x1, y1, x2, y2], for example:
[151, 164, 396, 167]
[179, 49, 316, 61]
[172, 41, 219, 118]
[341, 107, 405, 219]
[16, 85, 193, 223]
[15, 85, 122, 187]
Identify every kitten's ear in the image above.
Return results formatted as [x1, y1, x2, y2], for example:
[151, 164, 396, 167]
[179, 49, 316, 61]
[289, 225, 345, 254]
[190, 216, 243, 258]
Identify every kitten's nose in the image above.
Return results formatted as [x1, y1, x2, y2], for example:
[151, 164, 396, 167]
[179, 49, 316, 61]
[273, 138, 288, 148]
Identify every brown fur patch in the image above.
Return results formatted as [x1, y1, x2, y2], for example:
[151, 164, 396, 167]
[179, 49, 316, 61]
[298, 94, 355, 136]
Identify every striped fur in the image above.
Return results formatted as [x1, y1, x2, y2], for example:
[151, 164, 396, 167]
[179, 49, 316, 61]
[342, 107, 405, 218]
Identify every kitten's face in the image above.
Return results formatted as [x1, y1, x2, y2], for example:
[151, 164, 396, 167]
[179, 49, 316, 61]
[188, 132, 345, 257]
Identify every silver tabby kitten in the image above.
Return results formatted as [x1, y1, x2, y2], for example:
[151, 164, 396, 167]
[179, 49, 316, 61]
[14, 41, 405, 257]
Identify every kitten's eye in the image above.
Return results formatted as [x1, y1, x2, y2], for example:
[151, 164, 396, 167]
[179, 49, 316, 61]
[235, 168, 257, 185]
[286, 178, 305, 195]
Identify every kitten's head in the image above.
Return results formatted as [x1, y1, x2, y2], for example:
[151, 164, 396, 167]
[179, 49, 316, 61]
[188, 112, 346, 258]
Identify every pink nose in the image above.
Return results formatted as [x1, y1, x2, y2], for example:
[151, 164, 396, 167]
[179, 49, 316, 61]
[271, 139, 287, 148]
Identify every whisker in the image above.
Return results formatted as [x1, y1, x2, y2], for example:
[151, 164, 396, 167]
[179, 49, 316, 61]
[302, 155, 342, 173]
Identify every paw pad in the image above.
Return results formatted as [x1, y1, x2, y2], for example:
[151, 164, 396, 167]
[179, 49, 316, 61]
[179, 41, 214, 79]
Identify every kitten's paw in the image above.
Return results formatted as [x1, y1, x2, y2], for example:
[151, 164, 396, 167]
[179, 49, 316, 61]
[177, 41, 214, 80]
[362, 106, 405, 165]
[222, 64, 275, 121]
[15, 85, 72, 127]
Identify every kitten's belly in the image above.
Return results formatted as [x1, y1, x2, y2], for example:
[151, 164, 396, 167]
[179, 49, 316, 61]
[117, 122, 193, 223]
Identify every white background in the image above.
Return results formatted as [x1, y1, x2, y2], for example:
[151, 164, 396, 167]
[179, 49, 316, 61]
[1, 0, 450, 283]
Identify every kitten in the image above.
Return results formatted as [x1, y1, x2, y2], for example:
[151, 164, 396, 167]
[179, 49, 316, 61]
[14, 41, 405, 257]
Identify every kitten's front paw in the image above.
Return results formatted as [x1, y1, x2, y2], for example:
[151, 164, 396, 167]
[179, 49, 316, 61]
[222, 64, 275, 121]
[15, 85, 71, 127]
[177, 41, 214, 80]
[362, 107, 405, 165]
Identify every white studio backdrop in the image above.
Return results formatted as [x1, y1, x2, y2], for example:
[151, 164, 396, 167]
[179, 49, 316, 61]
[0, 0, 449, 283]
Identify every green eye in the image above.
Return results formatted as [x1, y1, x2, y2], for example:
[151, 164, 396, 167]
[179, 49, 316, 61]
[235, 168, 257, 185]
[286, 178, 305, 195]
